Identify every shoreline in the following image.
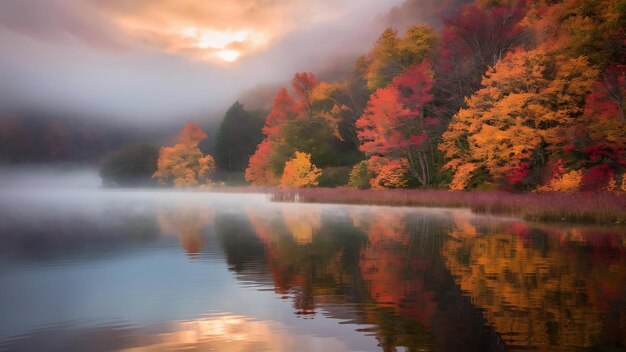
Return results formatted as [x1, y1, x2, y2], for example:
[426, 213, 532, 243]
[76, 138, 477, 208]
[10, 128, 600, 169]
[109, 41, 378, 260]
[271, 188, 626, 225]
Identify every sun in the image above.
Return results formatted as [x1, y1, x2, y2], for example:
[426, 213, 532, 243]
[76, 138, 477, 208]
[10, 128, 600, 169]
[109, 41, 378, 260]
[215, 49, 241, 62]
[177, 27, 263, 63]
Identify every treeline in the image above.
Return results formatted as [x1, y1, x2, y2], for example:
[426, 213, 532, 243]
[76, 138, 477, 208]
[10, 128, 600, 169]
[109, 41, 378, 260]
[102, 0, 625, 191]
[240, 0, 625, 191]
[0, 113, 144, 163]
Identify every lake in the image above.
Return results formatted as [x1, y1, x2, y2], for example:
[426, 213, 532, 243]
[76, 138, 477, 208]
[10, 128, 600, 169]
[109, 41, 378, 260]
[0, 171, 625, 351]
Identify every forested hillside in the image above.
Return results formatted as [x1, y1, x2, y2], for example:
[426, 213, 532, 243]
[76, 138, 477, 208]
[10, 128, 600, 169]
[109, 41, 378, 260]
[232, 0, 624, 191]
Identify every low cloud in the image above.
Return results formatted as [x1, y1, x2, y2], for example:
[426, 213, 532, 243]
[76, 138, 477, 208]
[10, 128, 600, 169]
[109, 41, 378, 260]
[0, 0, 404, 124]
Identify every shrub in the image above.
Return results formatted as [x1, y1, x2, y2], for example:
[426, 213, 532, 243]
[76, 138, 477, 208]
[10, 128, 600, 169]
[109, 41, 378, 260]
[318, 166, 351, 187]
[537, 170, 582, 192]
[100, 143, 158, 187]
[368, 156, 408, 189]
[279, 151, 322, 188]
[348, 160, 372, 189]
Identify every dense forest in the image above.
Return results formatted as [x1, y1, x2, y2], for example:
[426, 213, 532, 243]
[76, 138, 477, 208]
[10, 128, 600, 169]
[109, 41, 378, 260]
[96, 0, 624, 191]
[236, 0, 625, 191]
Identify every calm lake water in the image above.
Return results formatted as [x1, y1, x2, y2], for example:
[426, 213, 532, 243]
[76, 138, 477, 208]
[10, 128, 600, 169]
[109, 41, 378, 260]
[0, 172, 625, 351]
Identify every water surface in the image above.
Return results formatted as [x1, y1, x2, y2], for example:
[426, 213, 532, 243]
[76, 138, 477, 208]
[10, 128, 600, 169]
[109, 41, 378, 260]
[1, 175, 625, 351]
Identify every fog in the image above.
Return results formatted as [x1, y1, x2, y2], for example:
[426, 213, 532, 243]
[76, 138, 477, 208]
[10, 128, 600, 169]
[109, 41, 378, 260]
[0, 0, 422, 124]
[0, 165, 102, 190]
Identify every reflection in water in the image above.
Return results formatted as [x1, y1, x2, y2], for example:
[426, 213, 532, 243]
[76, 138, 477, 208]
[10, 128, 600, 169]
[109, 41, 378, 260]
[157, 205, 214, 257]
[238, 205, 626, 351]
[4, 314, 349, 352]
[244, 206, 496, 351]
[282, 206, 321, 245]
[117, 314, 348, 352]
[1, 186, 625, 352]
[358, 212, 437, 327]
[442, 216, 626, 350]
[246, 205, 364, 316]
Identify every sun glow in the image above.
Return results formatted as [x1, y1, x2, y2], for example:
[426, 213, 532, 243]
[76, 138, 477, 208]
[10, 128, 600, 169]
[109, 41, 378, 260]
[177, 26, 266, 63]
[215, 49, 241, 62]
[115, 16, 270, 64]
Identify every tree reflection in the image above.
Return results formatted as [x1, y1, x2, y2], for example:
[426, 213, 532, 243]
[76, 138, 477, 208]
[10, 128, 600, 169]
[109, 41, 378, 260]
[442, 216, 626, 350]
[157, 206, 214, 257]
[358, 212, 437, 327]
[246, 206, 366, 315]
[242, 206, 493, 351]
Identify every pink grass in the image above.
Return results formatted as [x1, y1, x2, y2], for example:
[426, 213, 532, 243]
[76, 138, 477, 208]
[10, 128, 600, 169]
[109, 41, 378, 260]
[272, 188, 626, 224]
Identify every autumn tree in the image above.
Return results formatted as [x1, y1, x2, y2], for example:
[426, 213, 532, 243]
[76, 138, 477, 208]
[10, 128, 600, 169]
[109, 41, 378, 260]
[435, 1, 527, 119]
[262, 87, 300, 139]
[246, 70, 365, 187]
[310, 81, 359, 145]
[440, 45, 598, 190]
[368, 156, 409, 189]
[363, 25, 437, 91]
[356, 60, 436, 187]
[245, 87, 301, 185]
[279, 151, 322, 188]
[523, 0, 625, 67]
[292, 72, 317, 117]
[153, 123, 216, 187]
[580, 65, 626, 190]
[245, 140, 278, 186]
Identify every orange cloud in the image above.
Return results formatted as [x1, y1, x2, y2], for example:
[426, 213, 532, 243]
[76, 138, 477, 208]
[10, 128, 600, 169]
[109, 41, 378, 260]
[103, 0, 342, 63]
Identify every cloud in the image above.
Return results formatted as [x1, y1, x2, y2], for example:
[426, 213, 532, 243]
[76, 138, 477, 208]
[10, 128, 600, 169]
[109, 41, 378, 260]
[0, 0, 127, 50]
[0, 0, 404, 124]
[95, 0, 350, 63]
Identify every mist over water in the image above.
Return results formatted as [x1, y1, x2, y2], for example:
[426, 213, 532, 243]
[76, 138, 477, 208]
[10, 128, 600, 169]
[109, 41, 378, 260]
[0, 166, 101, 190]
[0, 167, 625, 351]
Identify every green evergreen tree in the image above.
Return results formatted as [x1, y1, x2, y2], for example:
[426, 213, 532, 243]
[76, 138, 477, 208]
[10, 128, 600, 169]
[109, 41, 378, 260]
[215, 101, 264, 171]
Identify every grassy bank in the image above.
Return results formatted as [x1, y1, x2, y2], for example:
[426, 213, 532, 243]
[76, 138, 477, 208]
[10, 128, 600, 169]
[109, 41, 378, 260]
[272, 188, 626, 224]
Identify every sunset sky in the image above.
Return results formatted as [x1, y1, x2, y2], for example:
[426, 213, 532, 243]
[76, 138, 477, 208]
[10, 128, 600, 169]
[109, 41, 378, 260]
[0, 0, 408, 123]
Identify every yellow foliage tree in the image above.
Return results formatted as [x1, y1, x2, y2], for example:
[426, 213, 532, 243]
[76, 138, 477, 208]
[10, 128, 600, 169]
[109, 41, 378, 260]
[309, 81, 354, 141]
[153, 123, 216, 187]
[279, 151, 322, 188]
[537, 170, 583, 193]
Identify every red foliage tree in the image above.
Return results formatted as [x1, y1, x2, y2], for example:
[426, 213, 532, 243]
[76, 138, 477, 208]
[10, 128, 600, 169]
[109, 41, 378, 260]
[582, 164, 613, 191]
[262, 88, 300, 139]
[291, 72, 318, 116]
[435, 1, 527, 116]
[245, 140, 279, 186]
[356, 86, 413, 155]
[357, 60, 435, 186]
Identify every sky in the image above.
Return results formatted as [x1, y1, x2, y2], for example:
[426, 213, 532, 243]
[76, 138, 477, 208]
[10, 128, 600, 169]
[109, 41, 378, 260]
[0, 0, 410, 124]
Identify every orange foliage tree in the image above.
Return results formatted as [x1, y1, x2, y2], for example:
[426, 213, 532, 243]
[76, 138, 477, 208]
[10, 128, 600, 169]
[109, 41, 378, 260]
[279, 151, 322, 188]
[440, 44, 598, 190]
[153, 123, 216, 187]
[367, 156, 409, 189]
